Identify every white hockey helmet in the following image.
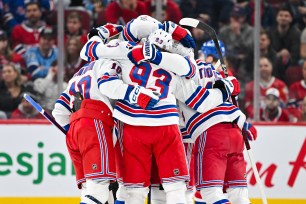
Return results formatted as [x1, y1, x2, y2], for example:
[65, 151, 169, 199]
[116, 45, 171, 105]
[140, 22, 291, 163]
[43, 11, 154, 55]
[148, 29, 173, 51]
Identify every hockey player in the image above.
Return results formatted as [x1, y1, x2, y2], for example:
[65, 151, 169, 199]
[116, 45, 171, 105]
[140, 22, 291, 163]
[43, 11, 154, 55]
[145, 36, 257, 203]
[183, 53, 256, 204]
[52, 24, 161, 204]
[81, 19, 236, 204]
[198, 40, 226, 67]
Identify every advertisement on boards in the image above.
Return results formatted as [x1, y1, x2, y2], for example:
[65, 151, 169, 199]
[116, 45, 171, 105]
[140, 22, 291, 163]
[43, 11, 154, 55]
[0, 122, 305, 202]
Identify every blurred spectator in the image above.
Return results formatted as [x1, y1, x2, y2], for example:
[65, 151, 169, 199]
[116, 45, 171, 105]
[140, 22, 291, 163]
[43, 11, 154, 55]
[0, 111, 8, 119]
[267, 6, 301, 65]
[0, 1, 4, 30]
[11, 2, 46, 55]
[10, 92, 44, 119]
[0, 30, 25, 69]
[219, 6, 254, 82]
[288, 61, 306, 117]
[24, 27, 58, 80]
[260, 29, 287, 81]
[83, 0, 109, 26]
[180, 0, 234, 29]
[144, 0, 182, 23]
[190, 16, 212, 56]
[298, 96, 306, 121]
[84, 0, 109, 12]
[243, 0, 275, 29]
[105, 0, 149, 25]
[260, 87, 290, 122]
[2, 0, 53, 31]
[301, 27, 306, 60]
[64, 36, 86, 81]
[65, 11, 88, 45]
[33, 61, 67, 113]
[245, 57, 289, 119]
[282, 0, 306, 31]
[0, 63, 34, 117]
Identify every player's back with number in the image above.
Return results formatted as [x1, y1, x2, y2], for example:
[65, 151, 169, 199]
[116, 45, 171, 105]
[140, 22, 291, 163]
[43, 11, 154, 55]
[67, 60, 119, 110]
[114, 58, 179, 126]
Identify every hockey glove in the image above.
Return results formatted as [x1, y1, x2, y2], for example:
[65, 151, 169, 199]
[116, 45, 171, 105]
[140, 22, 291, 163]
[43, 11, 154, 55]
[124, 85, 160, 110]
[213, 78, 234, 101]
[163, 21, 196, 49]
[219, 71, 240, 96]
[88, 23, 123, 42]
[242, 121, 257, 141]
[127, 41, 162, 65]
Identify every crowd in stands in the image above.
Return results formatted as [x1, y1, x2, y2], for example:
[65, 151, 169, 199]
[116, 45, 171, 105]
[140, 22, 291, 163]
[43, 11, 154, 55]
[0, 0, 305, 122]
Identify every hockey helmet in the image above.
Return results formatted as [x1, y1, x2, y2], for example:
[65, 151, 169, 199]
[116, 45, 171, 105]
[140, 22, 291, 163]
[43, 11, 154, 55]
[200, 40, 226, 59]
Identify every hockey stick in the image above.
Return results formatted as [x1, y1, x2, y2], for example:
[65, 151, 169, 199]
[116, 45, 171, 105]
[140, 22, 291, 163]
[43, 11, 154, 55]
[23, 93, 67, 135]
[179, 18, 268, 204]
[179, 18, 228, 77]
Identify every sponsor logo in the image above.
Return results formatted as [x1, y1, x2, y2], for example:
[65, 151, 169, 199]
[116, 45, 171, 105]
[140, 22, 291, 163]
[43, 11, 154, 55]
[0, 142, 75, 185]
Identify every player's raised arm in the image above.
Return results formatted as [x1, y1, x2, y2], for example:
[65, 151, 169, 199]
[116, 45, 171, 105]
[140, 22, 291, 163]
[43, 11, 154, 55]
[80, 23, 130, 61]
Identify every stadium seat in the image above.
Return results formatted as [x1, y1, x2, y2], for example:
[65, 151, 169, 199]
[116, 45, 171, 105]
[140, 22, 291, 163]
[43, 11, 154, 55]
[285, 65, 303, 86]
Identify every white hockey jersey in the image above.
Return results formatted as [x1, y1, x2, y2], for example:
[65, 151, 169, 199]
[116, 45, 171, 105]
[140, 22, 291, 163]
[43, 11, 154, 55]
[80, 38, 230, 126]
[52, 59, 127, 128]
[180, 60, 246, 143]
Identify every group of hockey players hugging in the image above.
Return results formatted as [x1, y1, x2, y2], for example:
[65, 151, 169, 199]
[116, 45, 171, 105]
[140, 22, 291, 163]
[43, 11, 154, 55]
[52, 15, 258, 204]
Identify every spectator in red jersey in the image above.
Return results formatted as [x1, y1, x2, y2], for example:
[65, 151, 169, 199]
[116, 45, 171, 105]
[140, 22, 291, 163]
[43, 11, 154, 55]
[0, 63, 34, 117]
[288, 61, 306, 118]
[2, 0, 53, 32]
[0, 30, 25, 70]
[64, 36, 86, 81]
[10, 92, 44, 119]
[105, 0, 149, 25]
[260, 88, 290, 122]
[144, 0, 182, 23]
[245, 56, 289, 119]
[11, 2, 46, 55]
[65, 11, 88, 45]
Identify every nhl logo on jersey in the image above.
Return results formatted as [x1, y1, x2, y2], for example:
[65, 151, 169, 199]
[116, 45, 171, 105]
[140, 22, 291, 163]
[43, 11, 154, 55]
[92, 164, 97, 170]
[173, 169, 180, 175]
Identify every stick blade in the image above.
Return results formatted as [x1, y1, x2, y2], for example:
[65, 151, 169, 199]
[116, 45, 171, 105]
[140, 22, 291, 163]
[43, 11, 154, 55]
[179, 18, 199, 28]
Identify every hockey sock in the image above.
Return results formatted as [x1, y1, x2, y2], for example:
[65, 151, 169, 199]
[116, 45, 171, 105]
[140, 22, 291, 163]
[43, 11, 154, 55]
[125, 187, 149, 204]
[226, 188, 251, 204]
[163, 181, 187, 204]
[200, 187, 230, 204]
